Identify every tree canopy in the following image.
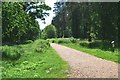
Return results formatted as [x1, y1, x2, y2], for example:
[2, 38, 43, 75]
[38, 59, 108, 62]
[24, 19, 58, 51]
[2, 2, 51, 44]
[23, 2, 51, 20]
[42, 24, 57, 39]
[52, 2, 119, 42]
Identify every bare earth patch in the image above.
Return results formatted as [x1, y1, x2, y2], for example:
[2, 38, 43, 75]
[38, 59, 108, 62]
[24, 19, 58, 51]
[51, 43, 118, 78]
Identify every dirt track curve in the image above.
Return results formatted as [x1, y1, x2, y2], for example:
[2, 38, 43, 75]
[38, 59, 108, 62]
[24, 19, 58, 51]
[51, 43, 118, 78]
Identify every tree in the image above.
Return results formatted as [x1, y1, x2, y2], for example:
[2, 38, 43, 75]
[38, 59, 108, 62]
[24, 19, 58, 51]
[0, 1, 1, 45]
[52, 2, 72, 38]
[23, 2, 51, 20]
[42, 24, 57, 39]
[52, 2, 119, 43]
[2, 2, 40, 44]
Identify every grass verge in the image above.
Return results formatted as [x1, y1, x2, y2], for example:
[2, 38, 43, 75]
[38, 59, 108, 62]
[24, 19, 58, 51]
[1, 40, 69, 78]
[62, 43, 119, 63]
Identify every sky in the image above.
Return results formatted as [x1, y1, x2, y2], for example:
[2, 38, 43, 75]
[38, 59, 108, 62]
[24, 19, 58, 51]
[36, 0, 57, 30]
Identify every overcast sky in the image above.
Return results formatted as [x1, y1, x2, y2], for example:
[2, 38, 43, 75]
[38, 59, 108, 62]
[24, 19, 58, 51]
[36, 0, 57, 30]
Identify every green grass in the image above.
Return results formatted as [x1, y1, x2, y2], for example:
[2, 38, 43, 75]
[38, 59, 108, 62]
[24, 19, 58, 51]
[1, 45, 22, 60]
[79, 40, 118, 52]
[47, 37, 78, 44]
[49, 38, 119, 63]
[62, 43, 119, 63]
[1, 39, 69, 78]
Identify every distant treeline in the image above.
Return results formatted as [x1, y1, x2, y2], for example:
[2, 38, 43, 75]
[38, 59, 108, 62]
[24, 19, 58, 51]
[52, 2, 119, 43]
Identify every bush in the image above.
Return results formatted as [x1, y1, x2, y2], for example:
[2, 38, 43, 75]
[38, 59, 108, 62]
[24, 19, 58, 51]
[57, 38, 72, 44]
[32, 39, 50, 53]
[70, 37, 77, 43]
[47, 38, 78, 44]
[1, 46, 21, 60]
[79, 40, 113, 51]
[79, 41, 89, 47]
[24, 40, 33, 44]
[35, 40, 50, 48]
[47, 38, 57, 43]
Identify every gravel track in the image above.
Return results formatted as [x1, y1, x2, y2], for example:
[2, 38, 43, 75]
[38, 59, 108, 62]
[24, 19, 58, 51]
[51, 43, 118, 78]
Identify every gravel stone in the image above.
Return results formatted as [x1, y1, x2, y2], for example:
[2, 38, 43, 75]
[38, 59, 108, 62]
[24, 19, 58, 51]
[51, 43, 118, 78]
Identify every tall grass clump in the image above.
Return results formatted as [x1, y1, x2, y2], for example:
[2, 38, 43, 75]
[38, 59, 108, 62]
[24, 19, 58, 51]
[2, 39, 69, 78]
[1, 46, 21, 60]
[57, 38, 71, 44]
[32, 39, 50, 53]
[48, 38, 78, 44]
[34, 39, 50, 48]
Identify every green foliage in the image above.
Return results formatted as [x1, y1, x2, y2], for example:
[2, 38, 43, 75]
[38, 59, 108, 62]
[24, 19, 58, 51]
[1, 39, 50, 61]
[54, 38, 119, 63]
[24, 2, 51, 19]
[47, 38, 78, 44]
[52, 2, 119, 42]
[79, 40, 118, 51]
[54, 38, 119, 52]
[35, 48, 43, 53]
[42, 24, 57, 39]
[70, 37, 78, 43]
[50, 38, 119, 63]
[1, 46, 21, 60]
[90, 33, 96, 40]
[2, 2, 40, 44]
[34, 39, 50, 48]
[57, 38, 72, 44]
[24, 40, 33, 44]
[33, 39, 50, 53]
[62, 43, 119, 63]
[2, 39, 68, 78]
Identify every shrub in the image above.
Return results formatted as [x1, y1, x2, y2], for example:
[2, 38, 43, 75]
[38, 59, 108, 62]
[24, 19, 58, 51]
[47, 38, 79, 44]
[70, 37, 77, 43]
[32, 39, 50, 53]
[79, 41, 89, 47]
[24, 40, 33, 44]
[79, 40, 113, 51]
[2, 46, 21, 60]
[34, 40, 50, 47]
[47, 38, 57, 43]
[57, 38, 72, 44]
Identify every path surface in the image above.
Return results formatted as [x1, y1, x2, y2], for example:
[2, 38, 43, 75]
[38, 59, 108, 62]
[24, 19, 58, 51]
[51, 43, 118, 78]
